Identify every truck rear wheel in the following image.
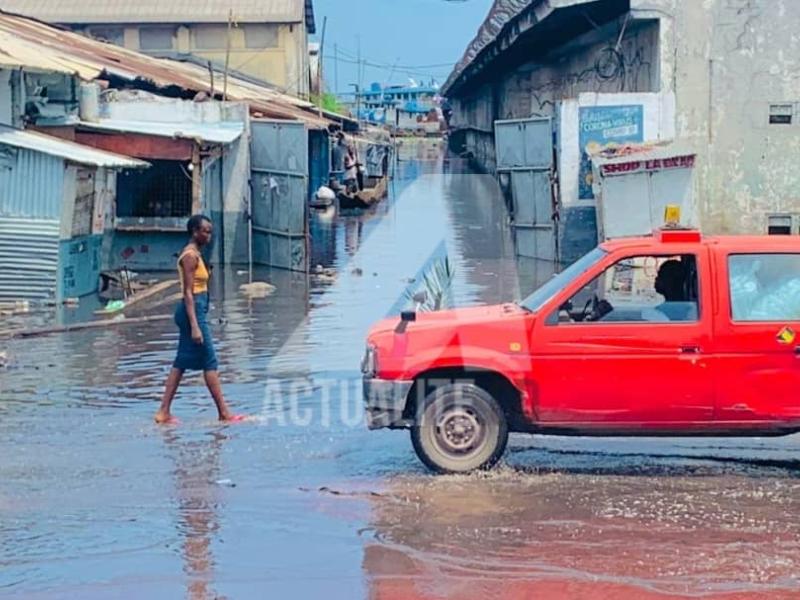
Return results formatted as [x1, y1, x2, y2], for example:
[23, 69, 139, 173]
[411, 382, 508, 474]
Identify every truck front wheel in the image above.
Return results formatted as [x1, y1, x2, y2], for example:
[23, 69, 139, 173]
[411, 382, 508, 474]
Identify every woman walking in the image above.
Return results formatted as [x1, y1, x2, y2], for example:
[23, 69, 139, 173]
[155, 215, 243, 425]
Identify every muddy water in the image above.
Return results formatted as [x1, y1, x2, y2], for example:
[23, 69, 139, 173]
[2, 141, 800, 599]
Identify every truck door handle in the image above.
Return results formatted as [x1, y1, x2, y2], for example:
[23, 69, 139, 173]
[795, 346, 800, 356]
[681, 345, 700, 354]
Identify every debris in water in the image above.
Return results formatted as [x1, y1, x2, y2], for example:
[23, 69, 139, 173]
[239, 282, 276, 298]
[351, 268, 363, 276]
[312, 267, 337, 283]
[215, 479, 236, 488]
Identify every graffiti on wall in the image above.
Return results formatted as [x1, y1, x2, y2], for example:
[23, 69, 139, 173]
[578, 105, 644, 200]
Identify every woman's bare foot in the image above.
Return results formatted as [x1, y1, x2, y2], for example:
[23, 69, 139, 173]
[154, 411, 179, 425]
[219, 413, 247, 423]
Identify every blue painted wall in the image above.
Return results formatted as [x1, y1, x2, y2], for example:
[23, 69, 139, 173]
[559, 205, 598, 265]
[58, 234, 103, 301]
[107, 230, 186, 271]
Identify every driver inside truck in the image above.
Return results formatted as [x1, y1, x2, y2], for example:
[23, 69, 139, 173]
[653, 259, 696, 321]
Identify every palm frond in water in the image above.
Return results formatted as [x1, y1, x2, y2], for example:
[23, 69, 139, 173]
[403, 256, 455, 312]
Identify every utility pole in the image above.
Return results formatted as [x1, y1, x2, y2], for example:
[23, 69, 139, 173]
[334, 43, 339, 96]
[223, 8, 233, 100]
[317, 16, 327, 117]
[357, 35, 363, 125]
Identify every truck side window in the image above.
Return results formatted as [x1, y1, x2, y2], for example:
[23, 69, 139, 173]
[729, 254, 800, 321]
[551, 254, 700, 324]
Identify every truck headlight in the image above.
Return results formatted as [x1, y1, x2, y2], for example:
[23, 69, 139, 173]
[361, 344, 378, 377]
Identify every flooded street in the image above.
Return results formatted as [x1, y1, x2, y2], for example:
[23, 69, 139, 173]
[3, 141, 800, 599]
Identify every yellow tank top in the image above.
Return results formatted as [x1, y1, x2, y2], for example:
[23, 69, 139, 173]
[178, 249, 209, 294]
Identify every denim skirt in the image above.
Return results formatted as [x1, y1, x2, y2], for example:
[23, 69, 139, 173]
[173, 293, 219, 372]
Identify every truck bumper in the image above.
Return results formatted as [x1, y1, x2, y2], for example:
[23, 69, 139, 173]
[363, 377, 414, 430]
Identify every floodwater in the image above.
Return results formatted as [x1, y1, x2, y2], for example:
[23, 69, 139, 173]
[3, 140, 800, 599]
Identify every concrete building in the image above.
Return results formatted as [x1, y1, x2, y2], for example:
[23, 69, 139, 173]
[443, 0, 800, 263]
[0, 0, 316, 96]
[358, 83, 443, 135]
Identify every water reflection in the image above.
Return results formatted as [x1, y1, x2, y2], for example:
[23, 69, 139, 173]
[161, 429, 226, 600]
[362, 465, 800, 599]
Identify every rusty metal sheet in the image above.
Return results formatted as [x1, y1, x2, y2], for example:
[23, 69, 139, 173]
[0, 124, 148, 168]
[0, 0, 304, 24]
[0, 11, 340, 129]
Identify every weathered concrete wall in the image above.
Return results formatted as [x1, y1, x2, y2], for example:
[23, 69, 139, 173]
[451, 0, 800, 243]
[450, 19, 661, 174]
[635, 0, 800, 235]
[84, 23, 309, 95]
[496, 20, 661, 122]
[221, 103, 251, 265]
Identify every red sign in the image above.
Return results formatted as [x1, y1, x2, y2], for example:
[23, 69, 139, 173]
[601, 154, 695, 177]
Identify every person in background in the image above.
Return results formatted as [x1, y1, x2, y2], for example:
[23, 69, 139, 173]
[344, 145, 358, 192]
[155, 215, 244, 425]
[330, 131, 347, 187]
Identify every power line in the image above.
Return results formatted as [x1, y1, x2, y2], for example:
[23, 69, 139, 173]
[331, 44, 456, 70]
[324, 55, 452, 80]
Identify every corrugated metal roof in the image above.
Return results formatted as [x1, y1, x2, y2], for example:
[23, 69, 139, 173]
[78, 119, 244, 144]
[442, 0, 602, 96]
[0, 0, 304, 24]
[0, 125, 149, 167]
[0, 11, 343, 129]
[442, 0, 532, 95]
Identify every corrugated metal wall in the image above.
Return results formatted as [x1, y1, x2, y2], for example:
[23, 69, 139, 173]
[0, 217, 60, 299]
[0, 145, 65, 299]
[0, 146, 64, 218]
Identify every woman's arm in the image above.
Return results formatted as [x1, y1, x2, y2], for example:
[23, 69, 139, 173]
[180, 254, 203, 345]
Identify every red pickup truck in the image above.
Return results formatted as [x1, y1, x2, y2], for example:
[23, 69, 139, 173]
[362, 229, 800, 473]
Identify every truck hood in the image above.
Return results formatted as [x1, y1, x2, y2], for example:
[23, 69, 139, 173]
[367, 303, 526, 339]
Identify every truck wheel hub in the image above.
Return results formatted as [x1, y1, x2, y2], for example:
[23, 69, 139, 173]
[437, 409, 482, 452]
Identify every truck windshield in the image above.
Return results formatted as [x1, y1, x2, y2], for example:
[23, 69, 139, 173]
[519, 248, 607, 312]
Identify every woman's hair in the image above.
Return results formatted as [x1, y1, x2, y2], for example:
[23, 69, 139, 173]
[187, 214, 211, 235]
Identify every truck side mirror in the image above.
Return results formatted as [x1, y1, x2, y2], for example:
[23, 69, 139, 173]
[401, 311, 417, 322]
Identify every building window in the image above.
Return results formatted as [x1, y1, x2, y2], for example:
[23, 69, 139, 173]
[193, 25, 229, 50]
[550, 254, 700, 325]
[116, 160, 192, 218]
[729, 254, 800, 321]
[244, 24, 279, 49]
[769, 104, 793, 125]
[86, 26, 124, 46]
[768, 215, 793, 235]
[139, 27, 175, 51]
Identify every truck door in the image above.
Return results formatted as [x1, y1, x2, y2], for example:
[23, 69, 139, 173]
[530, 248, 714, 424]
[714, 251, 800, 422]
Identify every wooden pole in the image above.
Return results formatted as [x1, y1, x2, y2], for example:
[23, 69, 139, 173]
[318, 16, 327, 118]
[223, 8, 234, 100]
[191, 143, 202, 214]
[2, 314, 173, 340]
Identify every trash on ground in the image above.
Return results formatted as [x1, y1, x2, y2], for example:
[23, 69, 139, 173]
[239, 282, 276, 298]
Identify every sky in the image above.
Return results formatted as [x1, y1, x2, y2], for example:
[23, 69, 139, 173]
[311, 0, 493, 95]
